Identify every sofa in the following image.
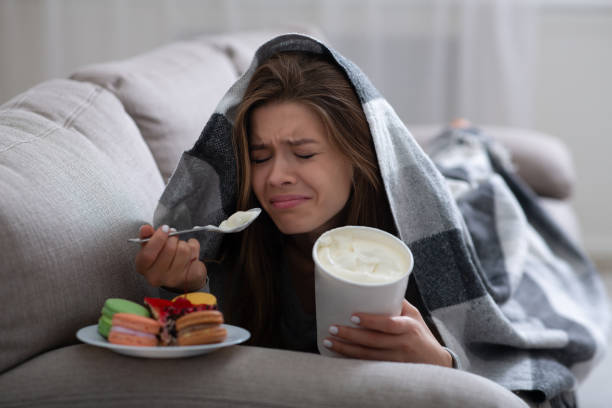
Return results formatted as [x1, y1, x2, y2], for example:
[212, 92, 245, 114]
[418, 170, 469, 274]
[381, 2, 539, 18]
[0, 28, 580, 407]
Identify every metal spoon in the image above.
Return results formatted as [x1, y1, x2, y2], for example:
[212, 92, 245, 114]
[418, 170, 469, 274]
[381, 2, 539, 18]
[127, 208, 262, 244]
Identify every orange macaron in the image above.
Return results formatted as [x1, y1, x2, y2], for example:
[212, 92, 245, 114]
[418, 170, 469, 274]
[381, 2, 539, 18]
[175, 310, 227, 346]
[108, 313, 162, 347]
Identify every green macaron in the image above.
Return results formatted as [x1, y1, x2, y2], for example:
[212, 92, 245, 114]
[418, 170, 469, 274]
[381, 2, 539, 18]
[97, 298, 150, 338]
[97, 315, 112, 338]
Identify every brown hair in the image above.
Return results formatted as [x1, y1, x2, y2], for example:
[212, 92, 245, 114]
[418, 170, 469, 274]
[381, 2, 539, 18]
[223, 51, 396, 345]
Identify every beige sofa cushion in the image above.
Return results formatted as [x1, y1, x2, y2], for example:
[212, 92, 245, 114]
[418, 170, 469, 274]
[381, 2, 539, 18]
[0, 79, 163, 374]
[71, 41, 238, 182]
[206, 26, 328, 75]
[409, 125, 581, 245]
[0, 344, 528, 407]
[409, 124, 576, 200]
[408, 124, 576, 199]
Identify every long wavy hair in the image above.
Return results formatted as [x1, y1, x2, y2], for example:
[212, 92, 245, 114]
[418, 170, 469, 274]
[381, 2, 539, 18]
[223, 51, 397, 346]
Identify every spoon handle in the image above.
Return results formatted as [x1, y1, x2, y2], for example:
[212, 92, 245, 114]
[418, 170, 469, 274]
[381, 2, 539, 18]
[127, 225, 215, 244]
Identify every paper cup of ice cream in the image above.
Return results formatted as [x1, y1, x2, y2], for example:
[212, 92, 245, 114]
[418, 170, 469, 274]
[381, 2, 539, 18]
[312, 225, 413, 357]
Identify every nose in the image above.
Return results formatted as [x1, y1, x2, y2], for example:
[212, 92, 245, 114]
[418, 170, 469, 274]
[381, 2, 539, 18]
[267, 156, 296, 187]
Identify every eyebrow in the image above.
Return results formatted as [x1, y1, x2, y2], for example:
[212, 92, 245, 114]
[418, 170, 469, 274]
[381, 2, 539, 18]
[249, 138, 319, 151]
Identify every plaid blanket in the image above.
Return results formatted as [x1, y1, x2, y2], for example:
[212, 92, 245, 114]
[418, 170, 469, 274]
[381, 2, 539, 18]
[154, 34, 609, 405]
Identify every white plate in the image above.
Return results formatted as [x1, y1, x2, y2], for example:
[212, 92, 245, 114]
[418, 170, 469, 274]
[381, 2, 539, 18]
[76, 324, 250, 359]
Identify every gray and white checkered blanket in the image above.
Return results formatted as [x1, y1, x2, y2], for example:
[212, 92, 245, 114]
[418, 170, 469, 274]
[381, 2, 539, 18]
[154, 34, 609, 405]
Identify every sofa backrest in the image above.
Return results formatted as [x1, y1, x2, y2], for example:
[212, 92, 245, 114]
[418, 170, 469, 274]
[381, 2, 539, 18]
[0, 27, 325, 374]
[70, 27, 325, 183]
[70, 41, 238, 183]
[0, 79, 163, 374]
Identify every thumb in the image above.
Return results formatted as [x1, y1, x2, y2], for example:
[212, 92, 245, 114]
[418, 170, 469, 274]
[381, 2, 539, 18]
[139, 224, 155, 239]
[401, 299, 420, 318]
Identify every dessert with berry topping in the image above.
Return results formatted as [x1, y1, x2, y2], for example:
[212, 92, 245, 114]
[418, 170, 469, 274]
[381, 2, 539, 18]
[144, 293, 218, 346]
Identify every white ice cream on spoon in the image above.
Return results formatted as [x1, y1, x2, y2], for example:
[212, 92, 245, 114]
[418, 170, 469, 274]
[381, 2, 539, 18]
[218, 210, 260, 231]
[128, 208, 262, 243]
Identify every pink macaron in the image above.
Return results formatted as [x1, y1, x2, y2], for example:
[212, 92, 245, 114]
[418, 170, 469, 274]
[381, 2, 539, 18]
[108, 313, 161, 347]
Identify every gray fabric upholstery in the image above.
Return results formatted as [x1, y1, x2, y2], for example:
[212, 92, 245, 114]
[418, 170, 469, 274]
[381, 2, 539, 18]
[71, 41, 238, 182]
[0, 345, 527, 407]
[0, 79, 162, 374]
[70, 25, 325, 184]
[206, 25, 327, 75]
[538, 197, 582, 246]
[409, 124, 576, 200]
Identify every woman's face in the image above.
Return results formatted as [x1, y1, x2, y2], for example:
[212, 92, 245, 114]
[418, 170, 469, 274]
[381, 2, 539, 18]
[249, 101, 353, 237]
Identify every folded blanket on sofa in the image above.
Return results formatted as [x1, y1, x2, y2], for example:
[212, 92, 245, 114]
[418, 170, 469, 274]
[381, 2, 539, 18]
[423, 127, 609, 405]
[154, 33, 609, 406]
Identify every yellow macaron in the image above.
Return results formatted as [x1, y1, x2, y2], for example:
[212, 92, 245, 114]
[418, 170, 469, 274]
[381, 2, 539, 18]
[171, 292, 217, 306]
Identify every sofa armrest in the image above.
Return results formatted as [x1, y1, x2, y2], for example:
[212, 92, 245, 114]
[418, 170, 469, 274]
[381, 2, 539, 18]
[409, 124, 576, 200]
[479, 125, 576, 200]
[0, 344, 527, 407]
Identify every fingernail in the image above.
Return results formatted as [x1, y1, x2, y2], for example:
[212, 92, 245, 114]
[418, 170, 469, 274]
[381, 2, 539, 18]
[351, 316, 360, 325]
[323, 339, 333, 348]
[161, 225, 169, 233]
[329, 325, 338, 335]
[170, 228, 177, 233]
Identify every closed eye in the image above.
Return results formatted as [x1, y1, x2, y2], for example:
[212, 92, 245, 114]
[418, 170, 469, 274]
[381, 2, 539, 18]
[251, 157, 270, 164]
[296, 153, 316, 160]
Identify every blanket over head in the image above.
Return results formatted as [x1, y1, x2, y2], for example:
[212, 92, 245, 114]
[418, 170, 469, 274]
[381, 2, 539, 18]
[154, 34, 609, 405]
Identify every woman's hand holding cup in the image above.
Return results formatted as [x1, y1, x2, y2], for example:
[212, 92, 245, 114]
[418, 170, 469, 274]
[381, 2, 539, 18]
[134, 224, 207, 292]
[322, 299, 453, 367]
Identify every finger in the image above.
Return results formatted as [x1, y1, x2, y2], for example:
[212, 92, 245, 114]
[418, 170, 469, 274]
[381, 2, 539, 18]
[328, 325, 402, 350]
[187, 238, 200, 261]
[145, 235, 179, 287]
[135, 225, 170, 272]
[165, 240, 193, 288]
[400, 299, 421, 319]
[350, 312, 423, 336]
[139, 224, 155, 239]
[184, 260, 207, 291]
[139, 224, 156, 249]
[352, 300, 421, 334]
[399, 299, 432, 330]
[323, 337, 395, 361]
[183, 239, 202, 290]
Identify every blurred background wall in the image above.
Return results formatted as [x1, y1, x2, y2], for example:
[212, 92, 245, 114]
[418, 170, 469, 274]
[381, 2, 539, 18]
[1, 0, 610, 261]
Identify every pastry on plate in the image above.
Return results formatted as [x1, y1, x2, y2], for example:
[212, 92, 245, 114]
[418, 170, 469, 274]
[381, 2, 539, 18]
[171, 292, 217, 306]
[144, 293, 218, 346]
[97, 298, 150, 339]
[108, 313, 161, 347]
[176, 310, 227, 346]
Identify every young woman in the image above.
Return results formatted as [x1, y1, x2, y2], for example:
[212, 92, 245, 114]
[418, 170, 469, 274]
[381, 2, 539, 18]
[134, 34, 607, 406]
[135, 50, 453, 367]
